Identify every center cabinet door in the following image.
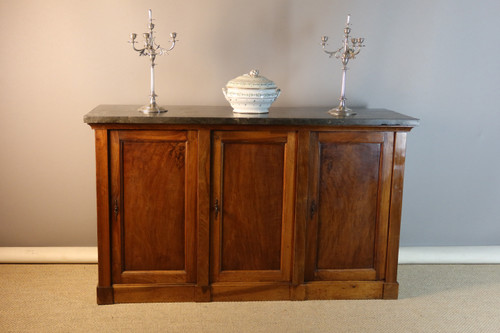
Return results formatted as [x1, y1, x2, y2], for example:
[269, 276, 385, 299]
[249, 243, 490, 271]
[110, 130, 197, 285]
[211, 131, 296, 283]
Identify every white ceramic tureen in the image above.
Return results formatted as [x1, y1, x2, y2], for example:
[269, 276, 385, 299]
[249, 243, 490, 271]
[222, 69, 281, 113]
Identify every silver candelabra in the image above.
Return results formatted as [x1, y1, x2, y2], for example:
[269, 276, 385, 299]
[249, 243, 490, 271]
[129, 9, 177, 113]
[321, 14, 365, 117]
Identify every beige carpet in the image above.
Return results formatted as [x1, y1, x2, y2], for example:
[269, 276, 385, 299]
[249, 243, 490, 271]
[0, 265, 499, 332]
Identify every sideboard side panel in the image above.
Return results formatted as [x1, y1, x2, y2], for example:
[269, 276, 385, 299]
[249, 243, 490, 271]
[94, 129, 113, 304]
[384, 132, 408, 299]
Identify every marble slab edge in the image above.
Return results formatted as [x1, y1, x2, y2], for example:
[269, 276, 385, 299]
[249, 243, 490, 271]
[83, 105, 420, 127]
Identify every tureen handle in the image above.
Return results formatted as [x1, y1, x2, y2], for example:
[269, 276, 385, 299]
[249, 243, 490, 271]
[249, 69, 260, 77]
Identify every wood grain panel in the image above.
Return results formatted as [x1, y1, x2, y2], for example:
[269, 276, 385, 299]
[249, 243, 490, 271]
[316, 142, 381, 269]
[221, 142, 284, 271]
[122, 140, 186, 271]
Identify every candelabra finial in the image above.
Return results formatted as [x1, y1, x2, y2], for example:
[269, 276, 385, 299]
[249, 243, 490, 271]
[129, 9, 178, 113]
[321, 14, 365, 117]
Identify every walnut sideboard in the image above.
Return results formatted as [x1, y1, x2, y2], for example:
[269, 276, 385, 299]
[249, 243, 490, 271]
[84, 105, 418, 304]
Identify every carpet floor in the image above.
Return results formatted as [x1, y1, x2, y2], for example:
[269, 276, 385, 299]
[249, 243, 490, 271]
[0, 264, 499, 332]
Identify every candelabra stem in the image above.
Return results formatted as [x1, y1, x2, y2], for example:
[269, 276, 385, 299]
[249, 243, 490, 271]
[340, 65, 347, 104]
[138, 59, 166, 113]
[150, 62, 155, 103]
[149, 60, 158, 107]
[328, 65, 356, 116]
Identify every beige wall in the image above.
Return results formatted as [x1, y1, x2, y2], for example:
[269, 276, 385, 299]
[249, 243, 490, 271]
[1, 0, 499, 246]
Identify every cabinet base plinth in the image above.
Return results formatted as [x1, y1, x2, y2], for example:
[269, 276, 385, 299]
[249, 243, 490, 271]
[382, 282, 399, 299]
[302, 281, 386, 300]
[112, 284, 197, 303]
[99, 281, 398, 304]
[96, 286, 114, 305]
[210, 282, 291, 301]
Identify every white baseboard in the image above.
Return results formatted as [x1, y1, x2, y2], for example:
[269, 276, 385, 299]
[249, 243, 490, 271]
[0, 247, 98, 263]
[0, 246, 499, 264]
[398, 246, 500, 264]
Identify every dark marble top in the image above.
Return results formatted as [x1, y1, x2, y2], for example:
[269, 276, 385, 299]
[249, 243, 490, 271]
[84, 105, 419, 127]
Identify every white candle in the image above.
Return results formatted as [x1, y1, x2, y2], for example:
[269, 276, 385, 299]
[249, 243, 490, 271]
[149, 9, 152, 21]
[347, 14, 351, 25]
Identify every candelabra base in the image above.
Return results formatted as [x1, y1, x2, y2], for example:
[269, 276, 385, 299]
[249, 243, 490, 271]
[138, 104, 168, 114]
[328, 106, 356, 117]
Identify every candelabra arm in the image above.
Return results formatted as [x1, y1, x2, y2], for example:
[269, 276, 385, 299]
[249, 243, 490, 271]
[129, 36, 146, 53]
[159, 33, 178, 54]
[322, 48, 336, 58]
[350, 47, 362, 58]
[131, 42, 141, 53]
[321, 43, 342, 58]
[165, 41, 176, 52]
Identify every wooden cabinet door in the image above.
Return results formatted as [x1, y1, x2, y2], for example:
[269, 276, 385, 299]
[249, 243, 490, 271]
[211, 131, 296, 283]
[110, 130, 197, 284]
[304, 131, 394, 282]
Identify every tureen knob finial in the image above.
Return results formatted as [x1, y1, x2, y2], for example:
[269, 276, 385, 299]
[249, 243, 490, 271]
[249, 69, 259, 77]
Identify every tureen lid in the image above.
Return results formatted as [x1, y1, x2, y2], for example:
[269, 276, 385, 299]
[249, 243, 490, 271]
[226, 69, 277, 89]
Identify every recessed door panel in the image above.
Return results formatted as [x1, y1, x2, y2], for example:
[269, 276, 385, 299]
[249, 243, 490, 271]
[316, 142, 380, 270]
[211, 131, 296, 283]
[110, 130, 197, 284]
[221, 142, 284, 271]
